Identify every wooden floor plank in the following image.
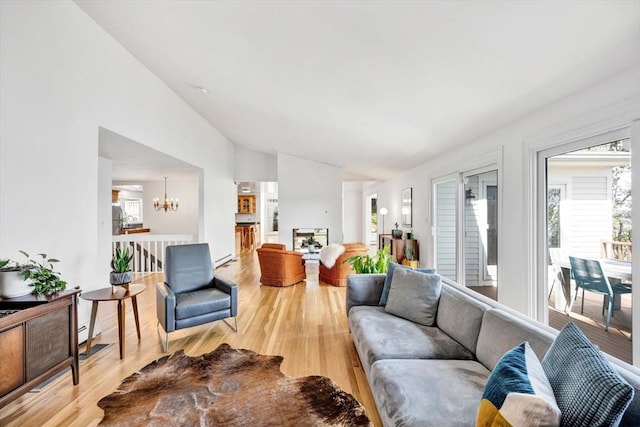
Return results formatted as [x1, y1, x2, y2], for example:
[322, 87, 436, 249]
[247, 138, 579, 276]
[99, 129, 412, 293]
[0, 250, 382, 427]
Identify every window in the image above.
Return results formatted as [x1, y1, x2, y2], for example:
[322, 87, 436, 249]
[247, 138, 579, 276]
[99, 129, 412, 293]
[121, 198, 143, 223]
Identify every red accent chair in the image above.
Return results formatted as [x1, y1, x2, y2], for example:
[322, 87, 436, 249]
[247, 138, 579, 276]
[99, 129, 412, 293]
[256, 243, 306, 287]
[319, 243, 369, 287]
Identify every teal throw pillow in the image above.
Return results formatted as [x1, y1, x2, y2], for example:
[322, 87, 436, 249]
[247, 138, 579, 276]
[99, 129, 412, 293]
[379, 262, 435, 306]
[542, 322, 634, 426]
[477, 342, 560, 427]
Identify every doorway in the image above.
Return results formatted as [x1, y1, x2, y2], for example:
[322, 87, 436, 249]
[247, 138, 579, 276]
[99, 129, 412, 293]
[365, 193, 378, 246]
[541, 137, 632, 363]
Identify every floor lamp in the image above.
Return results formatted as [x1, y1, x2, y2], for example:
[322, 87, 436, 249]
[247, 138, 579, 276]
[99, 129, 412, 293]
[379, 207, 388, 234]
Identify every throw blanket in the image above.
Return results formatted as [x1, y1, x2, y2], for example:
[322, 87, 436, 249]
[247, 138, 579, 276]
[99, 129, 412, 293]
[320, 244, 345, 269]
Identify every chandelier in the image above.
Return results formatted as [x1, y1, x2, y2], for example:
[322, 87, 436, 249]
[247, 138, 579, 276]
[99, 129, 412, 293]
[154, 177, 179, 212]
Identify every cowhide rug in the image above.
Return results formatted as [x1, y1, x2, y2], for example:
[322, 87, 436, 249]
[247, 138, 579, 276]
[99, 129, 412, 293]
[98, 343, 372, 426]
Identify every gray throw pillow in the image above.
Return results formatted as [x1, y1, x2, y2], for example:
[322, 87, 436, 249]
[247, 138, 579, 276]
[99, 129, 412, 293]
[384, 267, 441, 326]
[379, 262, 436, 306]
[542, 322, 634, 426]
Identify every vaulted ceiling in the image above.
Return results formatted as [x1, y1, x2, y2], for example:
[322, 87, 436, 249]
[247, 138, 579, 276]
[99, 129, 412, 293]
[77, 1, 640, 180]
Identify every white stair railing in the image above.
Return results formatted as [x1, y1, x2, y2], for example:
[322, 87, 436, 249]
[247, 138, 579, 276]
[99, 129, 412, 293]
[112, 234, 195, 273]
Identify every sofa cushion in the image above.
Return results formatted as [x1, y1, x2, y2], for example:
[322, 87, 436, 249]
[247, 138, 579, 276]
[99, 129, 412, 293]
[542, 322, 634, 427]
[349, 306, 474, 373]
[370, 359, 490, 427]
[175, 288, 231, 320]
[379, 262, 436, 306]
[477, 342, 560, 427]
[385, 268, 441, 326]
[436, 284, 490, 354]
[476, 309, 555, 371]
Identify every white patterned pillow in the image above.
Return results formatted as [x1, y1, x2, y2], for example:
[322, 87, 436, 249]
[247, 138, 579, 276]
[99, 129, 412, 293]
[319, 244, 345, 269]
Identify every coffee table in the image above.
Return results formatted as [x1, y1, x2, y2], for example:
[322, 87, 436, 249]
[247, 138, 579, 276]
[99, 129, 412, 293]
[81, 284, 145, 359]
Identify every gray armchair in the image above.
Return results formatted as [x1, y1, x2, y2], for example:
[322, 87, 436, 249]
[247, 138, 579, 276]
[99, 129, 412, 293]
[156, 243, 237, 352]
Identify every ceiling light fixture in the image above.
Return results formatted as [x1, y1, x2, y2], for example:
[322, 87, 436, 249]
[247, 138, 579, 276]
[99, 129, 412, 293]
[154, 177, 179, 212]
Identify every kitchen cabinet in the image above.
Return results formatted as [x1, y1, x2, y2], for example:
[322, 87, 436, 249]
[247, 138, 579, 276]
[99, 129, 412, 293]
[237, 195, 256, 214]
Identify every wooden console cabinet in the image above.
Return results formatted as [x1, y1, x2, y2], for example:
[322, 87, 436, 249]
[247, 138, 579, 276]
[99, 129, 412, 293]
[0, 290, 79, 407]
[381, 236, 419, 264]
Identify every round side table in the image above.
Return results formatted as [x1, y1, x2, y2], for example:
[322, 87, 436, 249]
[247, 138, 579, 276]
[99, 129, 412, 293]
[81, 284, 146, 359]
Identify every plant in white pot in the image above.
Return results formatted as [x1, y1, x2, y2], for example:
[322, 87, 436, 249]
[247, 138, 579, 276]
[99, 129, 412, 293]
[19, 251, 67, 296]
[110, 247, 133, 290]
[0, 258, 32, 298]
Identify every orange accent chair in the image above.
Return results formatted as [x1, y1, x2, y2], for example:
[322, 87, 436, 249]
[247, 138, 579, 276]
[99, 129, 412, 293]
[319, 243, 369, 287]
[256, 243, 306, 287]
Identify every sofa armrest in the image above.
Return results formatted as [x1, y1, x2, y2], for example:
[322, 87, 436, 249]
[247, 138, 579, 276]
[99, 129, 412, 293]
[156, 282, 176, 333]
[346, 274, 386, 315]
[213, 276, 238, 316]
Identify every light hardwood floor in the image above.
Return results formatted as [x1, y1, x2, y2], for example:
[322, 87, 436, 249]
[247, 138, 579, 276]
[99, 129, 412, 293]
[0, 251, 382, 427]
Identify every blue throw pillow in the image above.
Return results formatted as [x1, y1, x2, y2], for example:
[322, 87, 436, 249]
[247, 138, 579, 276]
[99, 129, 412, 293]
[478, 342, 560, 427]
[379, 262, 435, 306]
[542, 322, 634, 426]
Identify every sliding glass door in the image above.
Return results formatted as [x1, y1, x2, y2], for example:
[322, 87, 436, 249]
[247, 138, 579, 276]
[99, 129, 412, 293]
[433, 167, 499, 293]
[433, 178, 458, 281]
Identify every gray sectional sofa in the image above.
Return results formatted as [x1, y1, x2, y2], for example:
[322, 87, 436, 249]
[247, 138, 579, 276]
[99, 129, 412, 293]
[346, 274, 640, 426]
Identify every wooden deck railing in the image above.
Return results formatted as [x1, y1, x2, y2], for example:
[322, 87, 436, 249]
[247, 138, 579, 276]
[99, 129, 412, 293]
[112, 234, 195, 273]
[601, 240, 632, 262]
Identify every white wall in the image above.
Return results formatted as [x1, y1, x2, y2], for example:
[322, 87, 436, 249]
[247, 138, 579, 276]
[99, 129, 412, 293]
[235, 146, 277, 182]
[277, 153, 343, 248]
[343, 182, 364, 243]
[136, 179, 200, 237]
[364, 66, 640, 316]
[0, 2, 235, 331]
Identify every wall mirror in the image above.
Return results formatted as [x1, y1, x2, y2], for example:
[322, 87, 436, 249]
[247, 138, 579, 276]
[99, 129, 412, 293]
[401, 187, 412, 227]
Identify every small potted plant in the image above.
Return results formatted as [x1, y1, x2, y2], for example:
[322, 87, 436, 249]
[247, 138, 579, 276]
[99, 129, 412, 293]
[305, 236, 317, 252]
[401, 247, 418, 268]
[110, 246, 133, 290]
[20, 251, 67, 296]
[0, 258, 32, 298]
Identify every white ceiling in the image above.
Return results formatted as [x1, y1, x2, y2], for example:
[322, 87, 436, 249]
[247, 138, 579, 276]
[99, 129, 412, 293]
[77, 1, 640, 180]
[99, 128, 201, 181]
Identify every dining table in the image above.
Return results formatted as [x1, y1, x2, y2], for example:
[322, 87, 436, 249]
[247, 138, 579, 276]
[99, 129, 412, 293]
[553, 256, 632, 312]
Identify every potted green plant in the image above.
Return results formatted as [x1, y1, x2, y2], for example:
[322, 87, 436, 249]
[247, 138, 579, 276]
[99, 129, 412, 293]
[110, 246, 133, 289]
[19, 251, 67, 296]
[344, 245, 390, 274]
[0, 258, 32, 298]
[305, 236, 317, 252]
[402, 247, 418, 268]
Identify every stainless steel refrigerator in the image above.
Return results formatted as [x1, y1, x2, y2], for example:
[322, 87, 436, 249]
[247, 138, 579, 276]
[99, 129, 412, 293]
[112, 205, 123, 235]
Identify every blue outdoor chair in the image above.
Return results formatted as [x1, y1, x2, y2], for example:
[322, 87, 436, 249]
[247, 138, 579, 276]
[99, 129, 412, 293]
[569, 256, 631, 331]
